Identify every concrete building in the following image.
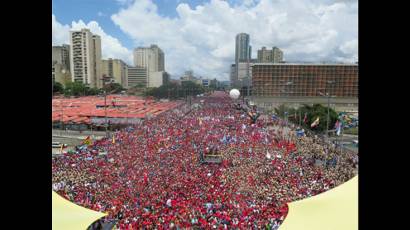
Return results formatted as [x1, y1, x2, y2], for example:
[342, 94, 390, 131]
[257, 46, 283, 63]
[234, 33, 252, 88]
[251, 63, 358, 111]
[102, 59, 128, 88]
[69, 29, 102, 88]
[149, 71, 170, 88]
[52, 45, 70, 70]
[181, 70, 195, 81]
[52, 63, 71, 86]
[202, 79, 210, 87]
[229, 64, 236, 87]
[235, 33, 251, 63]
[52, 44, 71, 86]
[127, 66, 147, 88]
[272, 47, 284, 63]
[236, 62, 252, 88]
[134, 44, 165, 87]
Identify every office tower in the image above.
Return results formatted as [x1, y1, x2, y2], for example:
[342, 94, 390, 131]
[127, 66, 147, 88]
[257, 46, 284, 63]
[133, 44, 165, 87]
[102, 59, 128, 88]
[69, 28, 102, 88]
[234, 33, 251, 88]
[52, 44, 70, 70]
[235, 33, 251, 63]
[272, 47, 283, 63]
[230, 64, 236, 87]
[52, 45, 71, 86]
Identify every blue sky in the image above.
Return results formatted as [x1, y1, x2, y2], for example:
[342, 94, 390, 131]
[52, 0, 358, 80]
[52, 0, 210, 50]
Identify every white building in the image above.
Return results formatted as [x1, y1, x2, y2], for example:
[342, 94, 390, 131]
[149, 71, 170, 88]
[69, 29, 102, 88]
[127, 66, 147, 88]
[134, 44, 165, 87]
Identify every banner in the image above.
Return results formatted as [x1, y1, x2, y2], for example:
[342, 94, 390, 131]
[90, 117, 142, 125]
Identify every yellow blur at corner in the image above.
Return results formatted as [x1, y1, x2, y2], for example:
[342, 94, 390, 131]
[52, 191, 107, 230]
[280, 176, 358, 230]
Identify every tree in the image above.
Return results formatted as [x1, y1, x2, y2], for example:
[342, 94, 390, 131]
[103, 83, 124, 94]
[64, 82, 88, 96]
[275, 103, 338, 133]
[53, 82, 64, 94]
[145, 81, 205, 100]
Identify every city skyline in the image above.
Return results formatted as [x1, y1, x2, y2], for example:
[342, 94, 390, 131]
[52, 0, 358, 81]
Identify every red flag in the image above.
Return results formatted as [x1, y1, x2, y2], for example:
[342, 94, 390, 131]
[303, 113, 308, 123]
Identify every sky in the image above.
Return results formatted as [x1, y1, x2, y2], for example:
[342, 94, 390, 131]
[52, 0, 358, 81]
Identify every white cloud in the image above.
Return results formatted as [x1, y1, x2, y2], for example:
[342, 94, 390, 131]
[52, 14, 70, 45]
[52, 15, 133, 65]
[111, 0, 358, 80]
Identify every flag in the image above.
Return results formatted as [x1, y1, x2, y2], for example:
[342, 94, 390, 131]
[334, 120, 341, 136]
[303, 113, 308, 123]
[82, 136, 92, 145]
[311, 117, 320, 128]
[112, 135, 116, 144]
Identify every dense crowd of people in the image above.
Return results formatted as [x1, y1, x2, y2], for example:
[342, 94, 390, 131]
[52, 91, 358, 229]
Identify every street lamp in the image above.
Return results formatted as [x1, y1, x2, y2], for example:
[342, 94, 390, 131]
[318, 89, 336, 138]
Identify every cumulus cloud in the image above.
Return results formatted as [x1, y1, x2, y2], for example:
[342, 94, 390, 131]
[111, 0, 358, 80]
[52, 14, 133, 65]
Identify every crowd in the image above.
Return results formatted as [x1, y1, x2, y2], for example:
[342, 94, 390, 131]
[52, 91, 358, 229]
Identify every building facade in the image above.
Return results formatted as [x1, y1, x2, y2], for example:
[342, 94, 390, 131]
[52, 44, 71, 86]
[149, 71, 170, 88]
[272, 47, 283, 63]
[257, 46, 283, 63]
[234, 33, 252, 88]
[235, 33, 251, 63]
[251, 63, 358, 110]
[52, 45, 70, 70]
[69, 29, 102, 88]
[127, 67, 147, 88]
[134, 44, 165, 87]
[102, 59, 128, 88]
[252, 63, 358, 97]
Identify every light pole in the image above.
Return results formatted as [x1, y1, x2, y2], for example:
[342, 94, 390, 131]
[318, 80, 335, 138]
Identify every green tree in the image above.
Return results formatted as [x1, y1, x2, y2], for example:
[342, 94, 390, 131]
[64, 82, 88, 96]
[103, 83, 124, 94]
[53, 82, 64, 94]
[297, 104, 338, 132]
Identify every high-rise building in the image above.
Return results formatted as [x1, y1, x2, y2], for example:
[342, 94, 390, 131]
[230, 64, 236, 87]
[134, 45, 165, 72]
[134, 44, 165, 87]
[52, 44, 70, 70]
[102, 59, 128, 88]
[234, 33, 252, 88]
[69, 29, 102, 88]
[127, 66, 147, 88]
[235, 33, 251, 63]
[257, 46, 284, 63]
[272, 47, 283, 63]
[52, 45, 71, 86]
